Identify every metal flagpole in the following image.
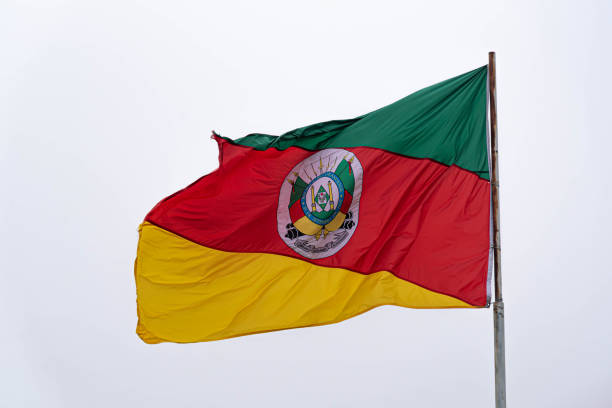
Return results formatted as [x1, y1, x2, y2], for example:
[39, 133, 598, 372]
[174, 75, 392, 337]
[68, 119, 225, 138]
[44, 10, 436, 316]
[488, 51, 506, 408]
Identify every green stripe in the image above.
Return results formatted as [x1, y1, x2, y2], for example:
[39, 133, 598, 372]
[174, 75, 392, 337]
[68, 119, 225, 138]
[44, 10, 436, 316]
[221, 66, 489, 179]
[335, 159, 355, 196]
[288, 177, 307, 208]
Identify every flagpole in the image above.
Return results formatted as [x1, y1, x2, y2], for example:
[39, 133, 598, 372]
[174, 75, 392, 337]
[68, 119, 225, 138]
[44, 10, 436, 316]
[488, 51, 506, 408]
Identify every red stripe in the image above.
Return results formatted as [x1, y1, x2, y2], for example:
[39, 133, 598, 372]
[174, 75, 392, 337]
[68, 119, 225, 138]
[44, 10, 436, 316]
[340, 190, 353, 214]
[146, 138, 490, 306]
[289, 200, 303, 223]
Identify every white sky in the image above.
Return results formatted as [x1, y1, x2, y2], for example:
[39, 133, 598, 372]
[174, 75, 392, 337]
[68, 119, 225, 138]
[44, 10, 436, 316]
[2, 1, 611, 407]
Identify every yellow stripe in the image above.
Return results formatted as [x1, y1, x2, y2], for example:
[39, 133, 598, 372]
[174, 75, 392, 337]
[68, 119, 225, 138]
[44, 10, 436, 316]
[292, 215, 321, 235]
[135, 222, 473, 343]
[326, 211, 346, 232]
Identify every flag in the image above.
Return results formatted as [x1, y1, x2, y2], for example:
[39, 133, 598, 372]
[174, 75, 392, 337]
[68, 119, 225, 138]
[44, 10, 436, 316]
[135, 66, 492, 343]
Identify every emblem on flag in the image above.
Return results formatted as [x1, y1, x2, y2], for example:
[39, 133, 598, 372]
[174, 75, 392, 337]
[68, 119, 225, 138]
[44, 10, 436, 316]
[277, 149, 363, 259]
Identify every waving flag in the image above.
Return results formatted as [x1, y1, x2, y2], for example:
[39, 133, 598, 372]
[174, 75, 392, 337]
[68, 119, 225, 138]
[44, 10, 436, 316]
[135, 66, 492, 343]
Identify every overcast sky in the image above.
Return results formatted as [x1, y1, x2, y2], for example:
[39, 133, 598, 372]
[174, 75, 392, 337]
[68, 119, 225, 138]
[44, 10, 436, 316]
[2, 1, 611, 407]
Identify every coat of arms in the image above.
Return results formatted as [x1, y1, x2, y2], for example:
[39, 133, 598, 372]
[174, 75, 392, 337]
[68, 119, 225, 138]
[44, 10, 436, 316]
[277, 149, 363, 259]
